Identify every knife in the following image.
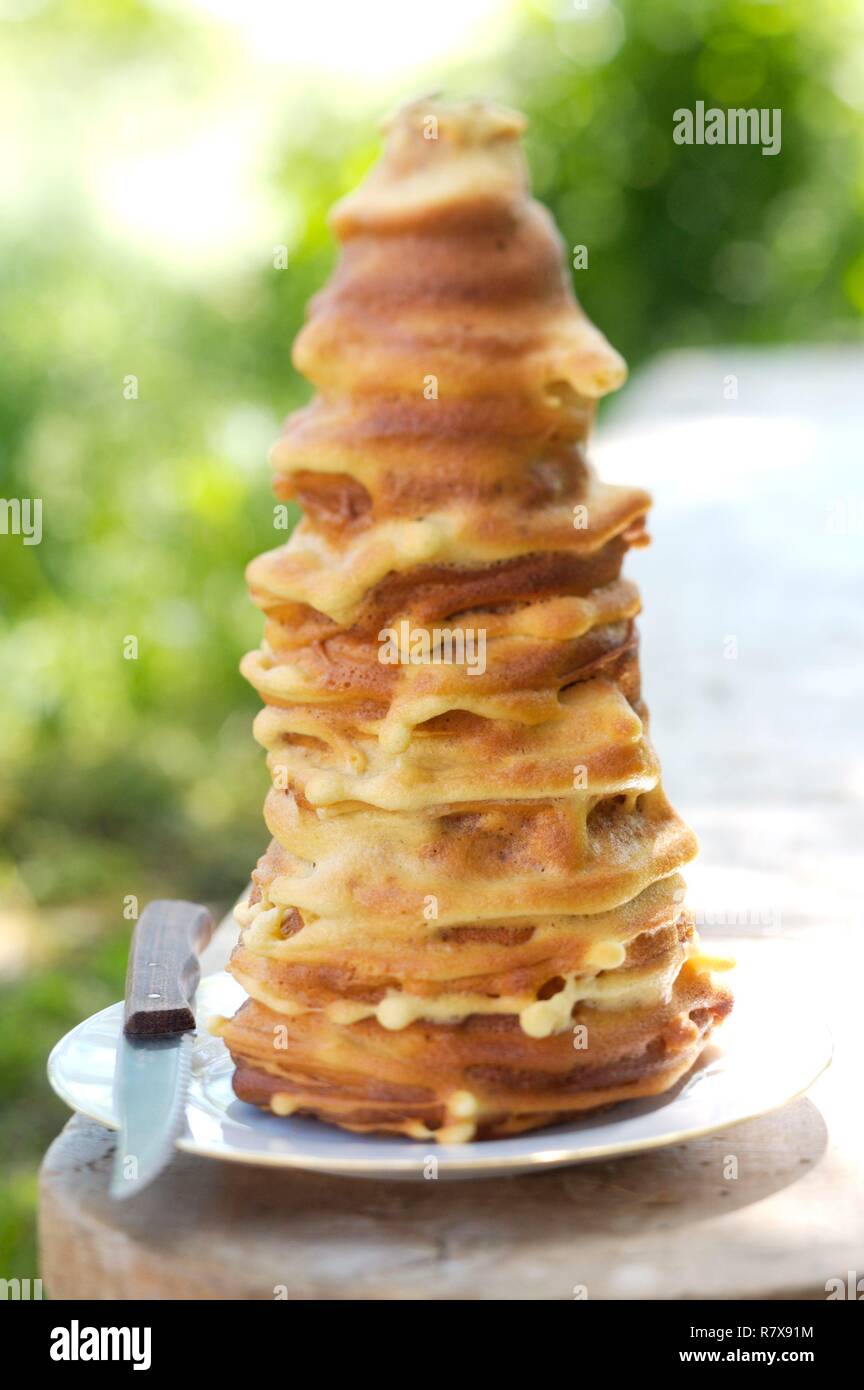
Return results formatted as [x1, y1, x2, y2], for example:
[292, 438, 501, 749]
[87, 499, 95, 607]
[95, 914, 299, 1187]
[110, 899, 214, 1200]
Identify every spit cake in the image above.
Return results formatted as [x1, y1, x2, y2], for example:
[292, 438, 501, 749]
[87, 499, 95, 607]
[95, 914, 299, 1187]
[214, 99, 732, 1141]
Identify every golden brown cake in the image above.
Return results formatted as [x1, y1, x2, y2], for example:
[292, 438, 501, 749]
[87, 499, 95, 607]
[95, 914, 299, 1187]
[214, 98, 732, 1141]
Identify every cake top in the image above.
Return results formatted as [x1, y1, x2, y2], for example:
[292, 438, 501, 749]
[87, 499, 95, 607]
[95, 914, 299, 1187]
[332, 97, 529, 236]
[257, 95, 639, 626]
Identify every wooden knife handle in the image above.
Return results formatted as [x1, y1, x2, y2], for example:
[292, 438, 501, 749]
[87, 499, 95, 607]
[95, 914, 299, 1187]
[123, 899, 215, 1037]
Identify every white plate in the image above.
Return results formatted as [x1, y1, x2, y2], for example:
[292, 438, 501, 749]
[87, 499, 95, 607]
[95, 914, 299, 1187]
[47, 963, 831, 1179]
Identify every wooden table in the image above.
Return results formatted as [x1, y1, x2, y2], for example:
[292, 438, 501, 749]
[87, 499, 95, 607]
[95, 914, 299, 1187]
[39, 348, 864, 1300]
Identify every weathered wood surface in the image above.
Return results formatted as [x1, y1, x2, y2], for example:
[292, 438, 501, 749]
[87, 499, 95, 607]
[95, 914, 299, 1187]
[38, 349, 864, 1299]
[36, 1083, 850, 1302]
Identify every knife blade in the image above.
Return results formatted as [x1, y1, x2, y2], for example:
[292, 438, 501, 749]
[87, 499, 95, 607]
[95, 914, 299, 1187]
[110, 899, 214, 1200]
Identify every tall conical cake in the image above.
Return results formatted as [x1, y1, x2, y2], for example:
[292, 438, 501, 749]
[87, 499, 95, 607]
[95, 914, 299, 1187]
[217, 100, 732, 1141]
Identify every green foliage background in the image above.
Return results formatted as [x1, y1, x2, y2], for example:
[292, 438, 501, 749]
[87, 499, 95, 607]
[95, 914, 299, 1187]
[0, 0, 861, 1276]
